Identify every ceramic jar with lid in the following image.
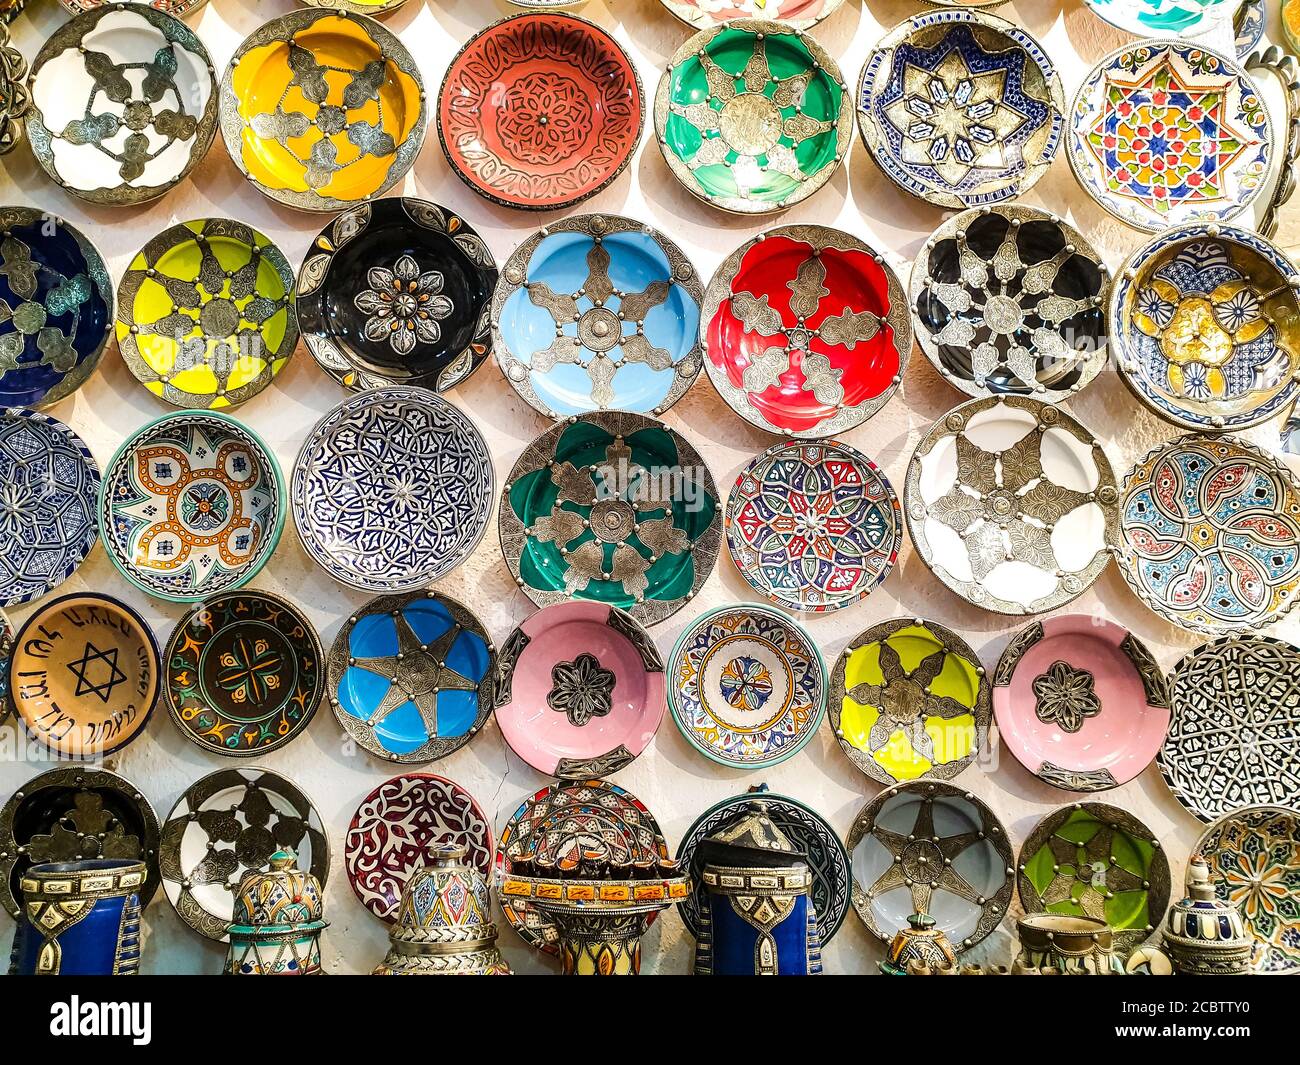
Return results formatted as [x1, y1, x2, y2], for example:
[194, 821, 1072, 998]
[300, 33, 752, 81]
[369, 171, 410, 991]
[1161, 854, 1254, 975]
[880, 911, 958, 976]
[224, 849, 327, 975]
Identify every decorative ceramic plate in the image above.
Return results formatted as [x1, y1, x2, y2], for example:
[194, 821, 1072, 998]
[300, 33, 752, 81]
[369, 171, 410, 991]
[847, 780, 1014, 951]
[498, 779, 670, 953]
[1288, 0, 1300, 57]
[116, 219, 297, 409]
[1195, 805, 1300, 974]
[993, 616, 1170, 793]
[163, 590, 323, 757]
[0, 765, 160, 919]
[701, 225, 911, 437]
[500, 411, 720, 626]
[0, 607, 11, 726]
[220, 9, 425, 212]
[327, 591, 495, 764]
[438, 13, 643, 211]
[27, 5, 217, 206]
[910, 206, 1109, 401]
[1085, 0, 1238, 38]
[159, 766, 329, 942]
[1017, 803, 1171, 957]
[1162, 636, 1300, 820]
[495, 602, 665, 778]
[677, 786, 851, 943]
[1236, 0, 1265, 58]
[297, 198, 497, 395]
[668, 604, 825, 769]
[99, 410, 284, 603]
[493, 215, 703, 418]
[9, 593, 159, 759]
[59, 0, 210, 14]
[906, 396, 1118, 614]
[659, 0, 845, 30]
[293, 388, 494, 593]
[0, 208, 113, 409]
[1112, 225, 1300, 433]
[1070, 43, 1271, 234]
[857, 10, 1064, 209]
[656, 19, 852, 214]
[300, 0, 407, 14]
[345, 773, 493, 924]
[829, 619, 989, 786]
[726, 440, 901, 611]
[1116, 435, 1300, 634]
[0, 409, 100, 608]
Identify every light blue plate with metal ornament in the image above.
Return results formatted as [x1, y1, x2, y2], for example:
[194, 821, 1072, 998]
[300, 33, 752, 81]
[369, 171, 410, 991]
[1084, 0, 1238, 37]
[493, 215, 703, 419]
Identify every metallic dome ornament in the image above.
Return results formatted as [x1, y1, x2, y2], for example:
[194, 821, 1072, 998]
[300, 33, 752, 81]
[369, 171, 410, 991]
[0, 23, 28, 155]
[857, 10, 1064, 210]
[1160, 852, 1254, 976]
[224, 848, 327, 976]
[910, 205, 1109, 401]
[655, 19, 853, 214]
[658, 0, 845, 31]
[905, 395, 1119, 615]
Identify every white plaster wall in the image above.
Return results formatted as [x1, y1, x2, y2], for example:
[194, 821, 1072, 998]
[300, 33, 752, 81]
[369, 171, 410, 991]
[1, 0, 1295, 975]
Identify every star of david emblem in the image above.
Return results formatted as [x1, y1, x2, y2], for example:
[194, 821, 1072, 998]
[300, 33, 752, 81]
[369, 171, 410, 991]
[67, 641, 127, 703]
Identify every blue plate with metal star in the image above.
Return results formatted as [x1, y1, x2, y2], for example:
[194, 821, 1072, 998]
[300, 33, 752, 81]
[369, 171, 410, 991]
[0, 207, 112, 409]
[0, 408, 100, 607]
[492, 214, 704, 419]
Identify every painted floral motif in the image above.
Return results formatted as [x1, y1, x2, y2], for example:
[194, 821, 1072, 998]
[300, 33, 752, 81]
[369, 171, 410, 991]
[355, 255, 453, 356]
[719, 656, 773, 711]
[1031, 660, 1101, 733]
[547, 652, 617, 726]
[497, 71, 593, 165]
[217, 636, 280, 705]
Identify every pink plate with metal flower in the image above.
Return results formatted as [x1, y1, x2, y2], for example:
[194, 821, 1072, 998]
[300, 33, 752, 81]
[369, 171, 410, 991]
[494, 601, 666, 778]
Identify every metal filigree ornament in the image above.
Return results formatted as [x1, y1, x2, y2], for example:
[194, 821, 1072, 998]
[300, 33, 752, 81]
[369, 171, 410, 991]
[493, 215, 704, 419]
[1245, 47, 1300, 242]
[59, 0, 212, 15]
[910, 206, 1109, 401]
[27, 4, 218, 207]
[654, 19, 854, 214]
[905, 395, 1119, 614]
[0, 23, 28, 155]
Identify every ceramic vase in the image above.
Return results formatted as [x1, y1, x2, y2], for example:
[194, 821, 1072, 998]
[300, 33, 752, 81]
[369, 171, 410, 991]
[1012, 914, 1125, 975]
[225, 849, 327, 975]
[880, 912, 958, 976]
[1161, 854, 1254, 975]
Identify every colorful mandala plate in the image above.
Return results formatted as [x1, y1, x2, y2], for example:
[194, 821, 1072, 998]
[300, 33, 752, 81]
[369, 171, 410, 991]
[726, 439, 901, 611]
[10, 594, 159, 759]
[220, 9, 425, 212]
[163, 590, 323, 757]
[117, 219, 297, 409]
[1195, 805, 1300, 974]
[668, 604, 826, 770]
[0, 409, 100, 608]
[345, 773, 493, 924]
[438, 13, 643, 211]
[1085, 0, 1239, 38]
[656, 19, 852, 214]
[500, 411, 720, 626]
[659, 0, 845, 31]
[829, 619, 989, 786]
[493, 214, 703, 418]
[100, 410, 284, 603]
[993, 615, 1170, 793]
[1116, 435, 1300, 634]
[0, 208, 113, 409]
[0, 25, 26, 158]
[702, 225, 911, 437]
[293, 388, 494, 593]
[297, 198, 497, 395]
[495, 601, 665, 778]
[857, 10, 1064, 209]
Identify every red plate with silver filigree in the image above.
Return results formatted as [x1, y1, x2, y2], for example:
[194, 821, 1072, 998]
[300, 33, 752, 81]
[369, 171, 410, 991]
[436, 13, 644, 211]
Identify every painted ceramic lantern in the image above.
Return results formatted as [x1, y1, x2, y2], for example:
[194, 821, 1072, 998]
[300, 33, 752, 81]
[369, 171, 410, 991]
[1161, 854, 1253, 975]
[225, 849, 327, 975]
[880, 911, 957, 976]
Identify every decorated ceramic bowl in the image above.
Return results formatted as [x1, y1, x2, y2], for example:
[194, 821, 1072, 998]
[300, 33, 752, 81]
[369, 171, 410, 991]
[117, 219, 297, 409]
[1116, 435, 1300, 634]
[1085, 0, 1238, 37]
[220, 9, 425, 212]
[500, 411, 720, 626]
[438, 13, 642, 211]
[993, 616, 1170, 793]
[1236, 0, 1265, 57]
[906, 396, 1118, 615]
[668, 603, 825, 770]
[0, 208, 113, 409]
[59, 0, 210, 13]
[701, 225, 911, 437]
[655, 19, 852, 214]
[493, 215, 703, 419]
[27, 4, 217, 206]
[726, 440, 901, 612]
[99, 410, 284, 603]
[297, 198, 497, 395]
[495, 602, 665, 778]
[293, 388, 494, 593]
[910, 206, 1109, 401]
[300, 0, 407, 14]
[829, 619, 989, 786]
[659, 0, 845, 30]
[9, 594, 159, 759]
[857, 10, 1064, 209]
[1112, 225, 1300, 433]
[0, 409, 100, 608]
[163, 591, 323, 757]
